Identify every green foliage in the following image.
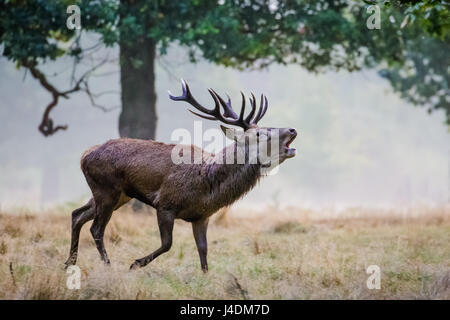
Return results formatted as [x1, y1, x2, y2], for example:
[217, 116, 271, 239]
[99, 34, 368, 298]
[402, 0, 450, 39]
[377, 1, 450, 123]
[0, 0, 69, 63]
[0, 0, 448, 123]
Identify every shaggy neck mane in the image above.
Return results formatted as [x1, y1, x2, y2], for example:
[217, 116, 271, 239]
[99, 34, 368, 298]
[200, 143, 262, 209]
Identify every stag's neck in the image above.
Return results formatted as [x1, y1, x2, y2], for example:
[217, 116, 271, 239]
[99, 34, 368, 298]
[202, 143, 261, 209]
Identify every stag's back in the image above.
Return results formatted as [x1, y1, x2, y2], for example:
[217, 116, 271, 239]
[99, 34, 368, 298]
[81, 139, 177, 190]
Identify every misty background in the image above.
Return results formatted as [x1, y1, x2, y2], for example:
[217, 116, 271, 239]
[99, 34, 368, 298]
[0, 44, 449, 211]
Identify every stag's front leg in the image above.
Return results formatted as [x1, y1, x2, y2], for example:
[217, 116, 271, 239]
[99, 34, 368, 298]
[192, 218, 209, 272]
[90, 197, 117, 265]
[65, 198, 95, 268]
[130, 210, 175, 270]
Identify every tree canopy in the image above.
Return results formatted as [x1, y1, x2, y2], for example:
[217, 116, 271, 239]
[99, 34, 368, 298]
[0, 0, 448, 135]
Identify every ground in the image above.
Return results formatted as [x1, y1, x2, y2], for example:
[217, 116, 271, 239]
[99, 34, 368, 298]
[0, 205, 449, 299]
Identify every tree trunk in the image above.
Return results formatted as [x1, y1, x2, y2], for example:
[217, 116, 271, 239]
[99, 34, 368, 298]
[119, 37, 157, 140]
[119, 6, 157, 213]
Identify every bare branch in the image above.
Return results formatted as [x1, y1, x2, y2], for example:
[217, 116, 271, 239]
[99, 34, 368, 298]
[90, 70, 120, 78]
[82, 79, 120, 112]
[22, 56, 112, 137]
[156, 57, 179, 82]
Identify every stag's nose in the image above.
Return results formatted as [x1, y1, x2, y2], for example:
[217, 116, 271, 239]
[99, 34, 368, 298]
[289, 128, 297, 136]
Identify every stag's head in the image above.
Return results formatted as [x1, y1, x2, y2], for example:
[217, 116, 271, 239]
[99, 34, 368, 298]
[169, 80, 297, 167]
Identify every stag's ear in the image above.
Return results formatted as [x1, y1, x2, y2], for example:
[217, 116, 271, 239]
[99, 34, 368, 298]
[220, 125, 244, 142]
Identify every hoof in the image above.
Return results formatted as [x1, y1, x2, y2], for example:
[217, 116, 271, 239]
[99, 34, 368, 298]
[64, 259, 75, 270]
[129, 261, 141, 270]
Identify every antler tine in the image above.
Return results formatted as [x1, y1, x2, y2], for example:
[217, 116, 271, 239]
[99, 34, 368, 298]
[249, 94, 269, 124]
[168, 79, 212, 115]
[188, 110, 217, 121]
[245, 93, 257, 123]
[210, 89, 238, 120]
[169, 79, 255, 130]
[208, 89, 230, 123]
[239, 91, 246, 121]
[167, 78, 189, 101]
[224, 94, 239, 119]
[260, 95, 269, 121]
[209, 89, 251, 129]
[251, 93, 265, 124]
[187, 88, 230, 122]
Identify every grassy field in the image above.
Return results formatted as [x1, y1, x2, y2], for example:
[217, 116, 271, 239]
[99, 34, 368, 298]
[0, 205, 449, 300]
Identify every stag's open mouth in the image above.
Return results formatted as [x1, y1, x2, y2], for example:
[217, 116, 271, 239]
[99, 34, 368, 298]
[283, 133, 297, 158]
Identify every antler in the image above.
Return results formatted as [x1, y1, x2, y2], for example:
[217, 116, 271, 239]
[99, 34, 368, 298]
[168, 79, 268, 130]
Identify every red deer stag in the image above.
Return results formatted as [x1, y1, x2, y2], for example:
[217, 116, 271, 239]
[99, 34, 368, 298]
[65, 80, 297, 272]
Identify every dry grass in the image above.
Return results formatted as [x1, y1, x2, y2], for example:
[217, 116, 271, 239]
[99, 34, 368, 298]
[0, 205, 449, 300]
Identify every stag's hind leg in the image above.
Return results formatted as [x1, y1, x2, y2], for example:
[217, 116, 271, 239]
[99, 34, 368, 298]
[90, 190, 121, 265]
[65, 198, 96, 267]
[130, 210, 175, 270]
[192, 218, 209, 273]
